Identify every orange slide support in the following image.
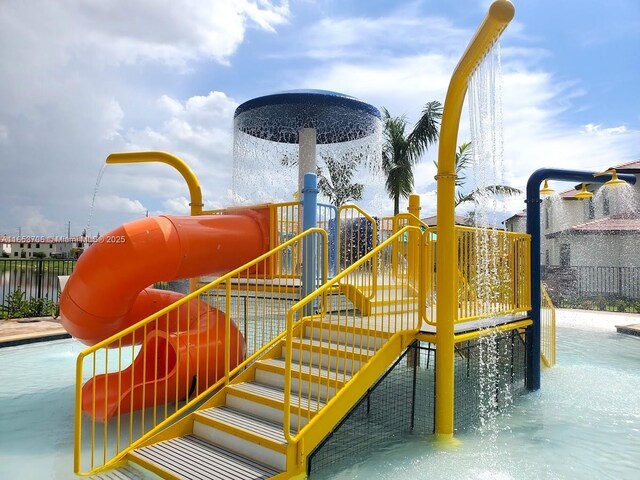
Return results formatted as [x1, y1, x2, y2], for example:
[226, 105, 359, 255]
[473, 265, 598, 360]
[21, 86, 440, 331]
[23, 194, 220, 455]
[60, 209, 270, 421]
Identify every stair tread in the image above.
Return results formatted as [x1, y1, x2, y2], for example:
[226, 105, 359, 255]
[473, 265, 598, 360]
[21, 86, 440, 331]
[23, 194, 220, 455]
[197, 406, 291, 444]
[89, 465, 148, 479]
[259, 357, 351, 384]
[131, 434, 280, 480]
[229, 381, 325, 411]
[292, 336, 377, 356]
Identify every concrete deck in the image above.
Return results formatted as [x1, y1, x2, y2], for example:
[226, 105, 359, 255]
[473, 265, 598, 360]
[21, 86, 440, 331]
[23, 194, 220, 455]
[0, 316, 70, 348]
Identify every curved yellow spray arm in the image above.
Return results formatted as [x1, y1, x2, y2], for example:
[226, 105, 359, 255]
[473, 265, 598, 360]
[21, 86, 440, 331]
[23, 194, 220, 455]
[434, 0, 515, 438]
[106, 151, 204, 292]
[106, 151, 204, 216]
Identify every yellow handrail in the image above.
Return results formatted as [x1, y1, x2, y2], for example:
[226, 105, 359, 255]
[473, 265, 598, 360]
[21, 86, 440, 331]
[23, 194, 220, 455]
[74, 227, 327, 475]
[282, 225, 424, 446]
[455, 226, 530, 323]
[337, 204, 380, 298]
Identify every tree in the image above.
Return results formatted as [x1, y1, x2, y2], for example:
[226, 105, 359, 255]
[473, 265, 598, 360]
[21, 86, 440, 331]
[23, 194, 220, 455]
[280, 153, 364, 207]
[382, 101, 442, 215]
[316, 155, 364, 207]
[434, 141, 521, 207]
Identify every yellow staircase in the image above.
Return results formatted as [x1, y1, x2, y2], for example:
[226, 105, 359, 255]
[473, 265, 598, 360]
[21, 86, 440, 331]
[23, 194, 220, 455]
[119, 310, 416, 479]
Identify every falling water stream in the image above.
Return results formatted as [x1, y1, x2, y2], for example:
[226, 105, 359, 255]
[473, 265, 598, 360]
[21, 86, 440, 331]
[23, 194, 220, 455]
[466, 42, 510, 443]
[85, 164, 107, 236]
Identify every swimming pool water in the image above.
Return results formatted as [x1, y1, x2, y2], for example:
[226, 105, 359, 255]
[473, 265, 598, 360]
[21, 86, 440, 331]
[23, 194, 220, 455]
[323, 326, 640, 480]
[0, 314, 638, 480]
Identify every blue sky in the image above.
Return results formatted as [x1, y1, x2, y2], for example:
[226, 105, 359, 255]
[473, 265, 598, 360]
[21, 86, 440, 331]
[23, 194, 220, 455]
[1, 0, 638, 236]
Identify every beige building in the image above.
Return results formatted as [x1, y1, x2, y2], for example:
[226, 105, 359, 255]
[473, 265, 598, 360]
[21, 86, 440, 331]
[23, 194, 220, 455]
[1, 236, 95, 258]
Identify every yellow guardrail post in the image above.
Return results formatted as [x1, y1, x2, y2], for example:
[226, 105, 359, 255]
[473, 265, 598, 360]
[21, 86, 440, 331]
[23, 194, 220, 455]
[434, 0, 515, 438]
[407, 194, 421, 287]
[105, 151, 204, 292]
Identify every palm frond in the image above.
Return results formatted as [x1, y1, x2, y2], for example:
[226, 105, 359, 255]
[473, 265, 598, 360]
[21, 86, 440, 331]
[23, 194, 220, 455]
[406, 100, 442, 161]
[455, 184, 522, 206]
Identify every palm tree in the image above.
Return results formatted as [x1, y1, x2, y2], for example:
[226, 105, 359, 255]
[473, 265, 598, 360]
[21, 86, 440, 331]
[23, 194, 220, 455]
[316, 154, 364, 207]
[435, 140, 521, 206]
[281, 153, 364, 207]
[382, 101, 442, 215]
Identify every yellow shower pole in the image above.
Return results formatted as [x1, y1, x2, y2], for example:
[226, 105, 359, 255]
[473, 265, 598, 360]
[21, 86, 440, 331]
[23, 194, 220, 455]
[434, 0, 514, 438]
[105, 151, 205, 292]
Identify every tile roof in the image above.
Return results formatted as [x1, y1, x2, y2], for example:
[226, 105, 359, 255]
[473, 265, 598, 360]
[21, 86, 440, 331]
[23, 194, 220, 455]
[568, 216, 640, 233]
[611, 159, 640, 173]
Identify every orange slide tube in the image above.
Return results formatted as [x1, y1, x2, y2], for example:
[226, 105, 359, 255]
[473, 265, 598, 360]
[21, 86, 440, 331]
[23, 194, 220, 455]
[60, 209, 270, 421]
[61, 210, 270, 345]
[81, 308, 244, 423]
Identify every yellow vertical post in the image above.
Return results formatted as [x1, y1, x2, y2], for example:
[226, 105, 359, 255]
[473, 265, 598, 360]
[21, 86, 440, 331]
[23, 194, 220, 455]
[407, 194, 421, 286]
[105, 151, 204, 292]
[434, 1, 514, 438]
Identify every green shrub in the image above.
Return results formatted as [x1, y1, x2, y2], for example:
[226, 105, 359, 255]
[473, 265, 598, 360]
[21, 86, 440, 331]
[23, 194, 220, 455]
[0, 288, 56, 319]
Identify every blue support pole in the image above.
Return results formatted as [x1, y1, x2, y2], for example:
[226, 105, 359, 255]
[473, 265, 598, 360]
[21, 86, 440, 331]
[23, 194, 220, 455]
[525, 168, 636, 391]
[301, 172, 318, 315]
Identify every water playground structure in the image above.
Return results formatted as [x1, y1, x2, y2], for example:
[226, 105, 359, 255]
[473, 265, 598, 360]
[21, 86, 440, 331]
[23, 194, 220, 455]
[58, 2, 637, 478]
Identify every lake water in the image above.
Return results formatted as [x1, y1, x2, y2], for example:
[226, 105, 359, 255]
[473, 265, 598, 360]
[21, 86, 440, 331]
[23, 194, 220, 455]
[0, 310, 638, 479]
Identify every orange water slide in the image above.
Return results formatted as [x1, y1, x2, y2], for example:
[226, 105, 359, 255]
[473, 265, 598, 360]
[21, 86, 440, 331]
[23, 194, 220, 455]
[81, 308, 244, 423]
[61, 209, 270, 345]
[60, 208, 270, 421]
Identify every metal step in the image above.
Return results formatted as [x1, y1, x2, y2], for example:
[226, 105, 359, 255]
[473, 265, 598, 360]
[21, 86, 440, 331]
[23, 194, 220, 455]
[89, 464, 156, 479]
[287, 337, 375, 375]
[226, 381, 324, 429]
[304, 323, 386, 350]
[370, 299, 419, 315]
[130, 434, 280, 480]
[255, 358, 347, 401]
[194, 406, 289, 471]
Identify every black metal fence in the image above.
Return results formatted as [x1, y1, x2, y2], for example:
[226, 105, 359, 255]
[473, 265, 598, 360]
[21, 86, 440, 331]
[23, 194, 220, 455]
[0, 258, 77, 319]
[542, 265, 640, 313]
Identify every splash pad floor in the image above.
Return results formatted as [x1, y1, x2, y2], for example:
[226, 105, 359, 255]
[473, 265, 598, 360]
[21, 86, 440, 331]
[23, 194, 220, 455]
[0, 309, 638, 479]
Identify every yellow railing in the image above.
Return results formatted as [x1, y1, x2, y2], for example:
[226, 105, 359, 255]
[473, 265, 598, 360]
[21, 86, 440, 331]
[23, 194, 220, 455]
[74, 228, 327, 476]
[282, 225, 424, 442]
[540, 282, 556, 368]
[337, 204, 379, 279]
[202, 202, 302, 280]
[454, 226, 531, 323]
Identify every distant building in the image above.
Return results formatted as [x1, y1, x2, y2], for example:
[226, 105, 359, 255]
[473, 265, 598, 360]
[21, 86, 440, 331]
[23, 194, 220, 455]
[0, 235, 96, 258]
[504, 160, 640, 269]
[420, 214, 474, 227]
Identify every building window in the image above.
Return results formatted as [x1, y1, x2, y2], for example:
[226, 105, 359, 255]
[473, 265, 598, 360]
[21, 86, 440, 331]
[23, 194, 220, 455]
[20, 243, 24, 248]
[27, 243, 31, 249]
[603, 191, 610, 216]
[545, 206, 550, 229]
[49, 244, 53, 249]
[14, 252, 18, 257]
[560, 244, 570, 266]
[588, 199, 595, 219]
[36, 243, 40, 248]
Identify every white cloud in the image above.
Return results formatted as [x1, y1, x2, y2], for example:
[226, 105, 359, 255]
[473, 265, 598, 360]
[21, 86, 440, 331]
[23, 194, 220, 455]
[582, 123, 628, 136]
[94, 195, 146, 214]
[292, 15, 640, 220]
[163, 197, 191, 215]
[10, 207, 57, 236]
[0, 1, 288, 236]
